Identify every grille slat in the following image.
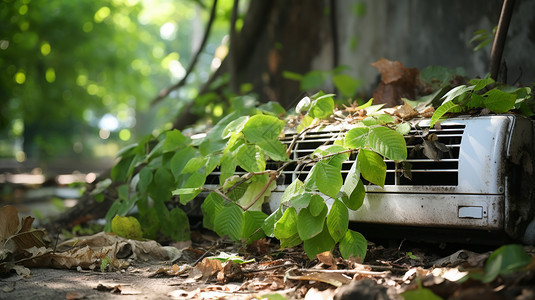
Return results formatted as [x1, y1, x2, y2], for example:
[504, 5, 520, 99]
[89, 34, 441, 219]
[206, 123, 465, 187]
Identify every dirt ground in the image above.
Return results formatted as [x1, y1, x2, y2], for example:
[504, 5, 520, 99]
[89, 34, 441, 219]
[2, 234, 535, 300]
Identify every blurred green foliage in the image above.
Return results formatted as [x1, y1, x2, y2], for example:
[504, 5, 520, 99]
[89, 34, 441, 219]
[0, 0, 233, 161]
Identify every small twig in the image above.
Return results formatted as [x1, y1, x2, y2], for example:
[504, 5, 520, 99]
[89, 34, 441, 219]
[242, 171, 278, 211]
[243, 263, 297, 273]
[211, 188, 246, 210]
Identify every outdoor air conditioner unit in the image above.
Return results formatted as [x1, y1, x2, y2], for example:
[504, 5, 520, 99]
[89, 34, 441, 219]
[206, 114, 535, 244]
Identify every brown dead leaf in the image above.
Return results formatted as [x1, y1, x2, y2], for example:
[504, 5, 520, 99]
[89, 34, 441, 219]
[0, 206, 20, 240]
[246, 238, 270, 256]
[316, 251, 338, 270]
[286, 272, 352, 287]
[393, 102, 419, 120]
[217, 260, 244, 283]
[190, 257, 223, 280]
[371, 58, 420, 107]
[419, 106, 435, 118]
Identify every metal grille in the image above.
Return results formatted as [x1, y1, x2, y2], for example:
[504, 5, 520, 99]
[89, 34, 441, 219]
[208, 124, 465, 187]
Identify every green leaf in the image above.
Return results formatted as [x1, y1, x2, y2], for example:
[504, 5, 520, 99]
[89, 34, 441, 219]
[222, 116, 249, 138]
[357, 149, 386, 188]
[344, 180, 365, 210]
[258, 102, 286, 116]
[199, 111, 243, 155]
[262, 208, 283, 237]
[182, 156, 208, 174]
[242, 211, 268, 242]
[219, 151, 238, 185]
[289, 193, 313, 210]
[161, 207, 190, 241]
[309, 194, 326, 217]
[339, 230, 367, 260]
[368, 126, 407, 161]
[314, 145, 349, 169]
[333, 74, 360, 97]
[138, 167, 153, 194]
[274, 207, 298, 239]
[162, 129, 189, 152]
[344, 127, 369, 149]
[201, 192, 226, 231]
[301, 70, 327, 90]
[297, 115, 314, 133]
[396, 122, 411, 135]
[314, 161, 343, 198]
[482, 89, 517, 113]
[326, 199, 349, 242]
[362, 116, 378, 126]
[237, 144, 266, 173]
[297, 207, 327, 240]
[148, 168, 174, 202]
[214, 204, 244, 241]
[280, 233, 303, 249]
[281, 179, 305, 203]
[309, 96, 334, 119]
[430, 101, 463, 128]
[243, 114, 285, 142]
[470, 77, 495, 91]
[170, 147, 197, 180]
[481, 244, 531, 283]
[303, 222, 335, 260]
[282, 70, 304, 81]
[342, 160, 360, 196]
[441, 84, 474, 102]
[401, 287, 442, 300]
[172, 187, 203, 196]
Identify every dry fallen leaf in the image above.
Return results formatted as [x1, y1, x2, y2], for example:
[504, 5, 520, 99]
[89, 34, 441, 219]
[0, 206, 20, 240]
[190, 257, 223, 280]
[371, 58, 420, 107]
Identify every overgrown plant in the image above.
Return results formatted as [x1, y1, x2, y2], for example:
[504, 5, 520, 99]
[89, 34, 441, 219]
[102, 92, 408, 260]
[430, 76, 533, 127]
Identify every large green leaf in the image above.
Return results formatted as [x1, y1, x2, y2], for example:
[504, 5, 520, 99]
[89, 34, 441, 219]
[344, 127, 369, 149]
[237, 144, 266, 173]
[138, 167, 153, 194]
[181, 156, 208, 174]
[257, 140, 288, 162]
[161, 207, 190, 241]
[357, 149, 386, 188]
[222, 116, 249, 138]
[430, 101, 464, 128]
[344, 180, 365, 211]
[481, 244, 531, 283]
[309, 95, 334, 119]
[162, 129, 189, 152]
[483, 89, 517, 113]
[170, 147, 197, 180]
[441, 84, 474, 102]
[148, 167, 174, 202]
[289, 193, 313, 210]
[314, 161, 343, 198]
[303, 223, 335, 260]
[314, 145, 349, 169]
[470, 77, 495, 91]
[309, 194, 327, 217]
[274, 207, 298, 239]
[326, 199, 349, 242]
[342, 160, 360, 196]
[262, 208, 283, 237]
[214, 205, 244, 241]
[281, 179, 305, 203]
[242, 211, 268, 242]
[242, 114, 285, 143]
[339, 230, 367, 260]
[280, 233, 303, 249]
[297, 207, 327, 240]
[368, 126, 407, 161]
[333, 74, 360, 97]
[201, 192, 226, 231]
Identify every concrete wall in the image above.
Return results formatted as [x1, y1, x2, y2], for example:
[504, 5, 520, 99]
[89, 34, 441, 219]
[319, 0, 535, 94]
